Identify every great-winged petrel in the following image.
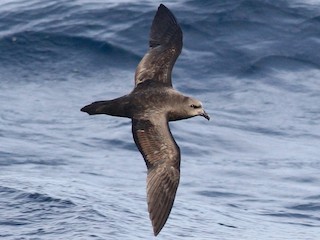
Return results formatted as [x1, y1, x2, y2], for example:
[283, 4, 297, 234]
[81, 4, 210, 236]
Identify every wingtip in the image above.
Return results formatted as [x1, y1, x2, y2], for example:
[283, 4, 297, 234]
[153, 228, 160, 237]
[150, 212, 167, 236]
[151, 219, 163, 236]
[149, 210, 163, 236]
[150, 215, 167, 236]
[159, 3, 166, 9]
[157, 4, 172, 17]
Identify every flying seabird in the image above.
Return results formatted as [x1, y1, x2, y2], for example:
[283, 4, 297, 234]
[81, 4, 210, 236]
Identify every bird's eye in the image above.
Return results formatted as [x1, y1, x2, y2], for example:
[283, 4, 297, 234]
[190, 104, 200, 109]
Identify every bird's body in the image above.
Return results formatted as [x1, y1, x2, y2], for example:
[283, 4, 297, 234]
[83, 82, 202, 121]
[81, 4, 209, 236]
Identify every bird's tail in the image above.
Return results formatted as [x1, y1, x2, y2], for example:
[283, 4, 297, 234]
[81, 96, 131, 118]
[81, 101, 110, 115]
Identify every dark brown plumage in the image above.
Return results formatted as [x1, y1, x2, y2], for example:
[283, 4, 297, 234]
[81, 4, 209, 236]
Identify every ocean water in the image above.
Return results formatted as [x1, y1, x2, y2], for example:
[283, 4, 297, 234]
[1, 0, 320, 239]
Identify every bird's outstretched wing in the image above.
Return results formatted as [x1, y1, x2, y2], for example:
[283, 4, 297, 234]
[132, 117, 180, 236]
[134, 4, 182, 87]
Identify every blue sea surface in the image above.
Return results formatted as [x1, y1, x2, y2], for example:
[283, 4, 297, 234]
[1, 0, 320, 239]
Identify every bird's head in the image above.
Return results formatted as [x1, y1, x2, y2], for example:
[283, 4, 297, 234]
[167, 96, 210, 121]
[185, 97, 210, 120]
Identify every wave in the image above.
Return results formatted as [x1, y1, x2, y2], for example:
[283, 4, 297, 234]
[0, 31, 140, 66]
[0, 185, 75, 210]
[244, 55, 320, 75]
[288, 202, 320, 211]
